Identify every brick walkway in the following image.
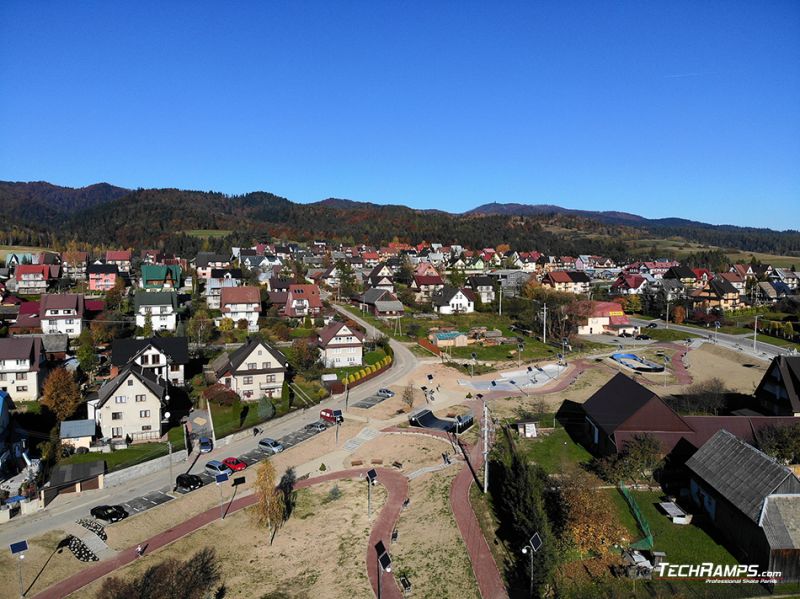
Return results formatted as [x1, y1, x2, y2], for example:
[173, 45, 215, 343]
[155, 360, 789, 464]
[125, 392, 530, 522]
[32, 468, 408, 599]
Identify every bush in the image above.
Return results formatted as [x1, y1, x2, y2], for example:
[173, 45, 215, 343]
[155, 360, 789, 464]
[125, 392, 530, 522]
[202, 384, 240, 407]
[319, 463, 327, 471]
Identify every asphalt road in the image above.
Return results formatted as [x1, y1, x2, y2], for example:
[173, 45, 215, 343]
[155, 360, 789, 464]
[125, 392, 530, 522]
[630, 317, 790, 361]
[0, 309, 420, 547]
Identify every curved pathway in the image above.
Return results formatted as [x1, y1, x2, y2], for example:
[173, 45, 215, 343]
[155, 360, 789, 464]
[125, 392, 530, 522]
[32, 468, 408, 599]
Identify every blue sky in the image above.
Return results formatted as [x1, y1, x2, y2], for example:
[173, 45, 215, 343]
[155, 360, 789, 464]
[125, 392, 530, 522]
[1, 1, 798, 229]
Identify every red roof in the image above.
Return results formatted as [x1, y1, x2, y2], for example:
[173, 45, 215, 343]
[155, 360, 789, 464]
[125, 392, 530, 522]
[545, 271, 573, 284]
[106, 250, 132, 261]
[414, 275, 444, 286]
[15, 264, 50, 281]
[287, 285, 322, 308]
[220, 286, 261, 306]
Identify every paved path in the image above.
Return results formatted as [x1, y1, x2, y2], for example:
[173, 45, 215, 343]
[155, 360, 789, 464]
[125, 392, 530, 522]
[31, 468, 408, 599]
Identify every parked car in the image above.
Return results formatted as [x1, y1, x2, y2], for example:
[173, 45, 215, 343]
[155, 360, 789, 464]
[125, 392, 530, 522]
[90, 505, 128, 523]
[646, 322, 658, 329]
[618, 332, 633, 338]
[222, 457, 247, 472]
[258, 438, 284, 454]
[205, 460, 232, 477]
[320, 408, 344, 424]
[199, 437, 213, 453]
[305, 421, 327, 433]
[175, 473, 203, 492]
[377, 388, 395, 398]
[635, 334, 651, 340]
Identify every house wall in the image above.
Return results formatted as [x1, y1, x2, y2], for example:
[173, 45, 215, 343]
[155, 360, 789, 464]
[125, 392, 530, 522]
[62, 434, 93, 450]
[322, 344, 362, 367]
[95, 373, 163, 441]
[0, 362, 41, 401]
[136, 306, 177, 331]
[222, 302, 259, 332]
[134, 347, 185, 386]
[88, 274, 116, 291]
[41, 316, 82, 338]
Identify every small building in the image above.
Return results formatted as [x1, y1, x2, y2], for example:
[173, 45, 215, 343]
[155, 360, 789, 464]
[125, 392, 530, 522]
[690, 279, 742, 312]
[352, 288, 404, 318]
[110, 336, 189, 386]
[411, 274, 445, 303]
[40, 293, 85, 338]
[140, 264, 181, 291]
[685, 430, 800, 580]
[466, 276, 495, 304]
[574, 301, 638, 336]
[87, 263, 119, 292]
[431, 286, 475, 315]
[541, 270, 591, 295]
[14, 264, 52, 295]
[0, 337, 45, 401]
[105, 250, 132, 273]
[430, 330, 469, 348]
[59, 419, 97, 450]
[194, 252, 231, 279]
[283, 284, 322, 319]
[318, 321, 364, 368]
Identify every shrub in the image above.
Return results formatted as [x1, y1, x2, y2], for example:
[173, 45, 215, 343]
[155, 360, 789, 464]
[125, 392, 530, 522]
[202, 384, 240, 407]
[319, 463, 327, 471]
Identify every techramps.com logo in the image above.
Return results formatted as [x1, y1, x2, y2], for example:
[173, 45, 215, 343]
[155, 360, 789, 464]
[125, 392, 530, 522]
[653, 563, 782, 584]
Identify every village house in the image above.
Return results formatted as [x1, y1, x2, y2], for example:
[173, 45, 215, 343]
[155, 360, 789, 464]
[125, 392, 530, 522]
[60, 251, 88, 280]
[87, 364, 168, 442]
[770, 268, 799, 291]
[140, 264, 181, 291]
[87, 263, 119, 292]
[0, 337, 45, 401]
[690, 278, 742, 312]
[662, 265, 699, 288]
[685, 430, 800, 581]
[431, 286, 475, 314]
[365, 263, 394, 292]
[40, 293, 85, 338]
[59, 419, 97, 450]
[541, 270, 591, 295]
[318, 321, 364, 368]
[194, 252, 232, 279]
[105, 250, 132, 273]
[352, 288, 404, 318]
[134, 291, 178, 332]
[574, 301, 638, 336]
[717, 271, 746, 294]
[14, 264, 52, 295]
[283, 284, 323, 318]
[611, 274, 648, 295]
[111, 336, 189, 386]
[220, 286, 261, 332]
[211, 338, 287, 400]
[466, 276, 495, 304]
[411, 274, 445, 303]
[754, 356, 800, 417]
[624, 260, 679, 279]
[204, 268, 242, 310]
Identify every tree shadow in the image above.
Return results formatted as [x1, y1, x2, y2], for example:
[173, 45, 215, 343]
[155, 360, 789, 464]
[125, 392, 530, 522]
[238, 404, 249, 428]
[278, 467, 297, 521]
[25, 536, 72, 595]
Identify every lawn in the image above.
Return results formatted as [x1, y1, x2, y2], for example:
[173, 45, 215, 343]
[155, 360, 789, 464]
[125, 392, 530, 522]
[514, 428, 592, 474]
[327, 348, 387, 380]
[755, 333, 800, 351]
[450, 339, 555, 363]
[645, 328, 701, 343]
[210, 399, 274, 438]
[60, 442, 169, 472]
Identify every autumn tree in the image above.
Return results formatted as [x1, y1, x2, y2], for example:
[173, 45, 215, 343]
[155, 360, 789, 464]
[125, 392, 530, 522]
[142, 311, 154, 337]
[559, 467, 628, 556]
[291, 338, 318, 370]
[187, 310, 213, 347]
[252, 460, 286, 544]
[401, 383, 415, 411]
[105, 277, 126, 311]
[219, 317, 234, 333]
[42, 367, 81, 421]
[236, 318, 249, 331]
[671, 305, 686, 325]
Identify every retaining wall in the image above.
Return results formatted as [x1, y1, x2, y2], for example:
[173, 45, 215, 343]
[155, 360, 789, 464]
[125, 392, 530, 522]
[103, 449, 188, 488]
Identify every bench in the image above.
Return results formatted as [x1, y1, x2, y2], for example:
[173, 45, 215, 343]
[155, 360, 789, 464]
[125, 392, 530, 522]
[392, 461, 403, 469]
[400, 575, 412, 594]
[350, 459, 364, 466]
[371, 458, 383, 465]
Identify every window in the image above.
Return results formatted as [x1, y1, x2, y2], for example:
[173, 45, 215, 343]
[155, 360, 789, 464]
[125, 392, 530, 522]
[127, 379, 134, 386]
[135, 394, 146, 402]
[247, 362, 256, 370]
[16, 386, 28, 392]
[16, 359, 26, 366]
[112, 412, 123, 420]
[243, 376, 253, 385]
[140, 355, 149, 365]
[139, 410, 150, 418]
[171, 364, 180, 371]
[266, 375, 276, 383]
[17, 372, 26, 381]
[115, 396, 126, 403]
[151, 355, 160, 364]
[262, 362, 269, 369]
[142, 425, 152, 431]
[0, 374, 5, 381]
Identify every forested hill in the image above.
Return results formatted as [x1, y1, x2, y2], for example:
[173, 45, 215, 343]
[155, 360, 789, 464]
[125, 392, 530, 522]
[1, 181, 798, 259]
[468, 202, 800, 255]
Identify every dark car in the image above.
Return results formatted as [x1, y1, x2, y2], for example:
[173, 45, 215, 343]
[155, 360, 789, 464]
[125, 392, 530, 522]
[90, 505, 128, 523]
[618, 332, 633, 338]
[175, 473, 203, 492]
[646, 322, 658, 329]
[305, 421, 328, 433]
[635, 334, 651, 340]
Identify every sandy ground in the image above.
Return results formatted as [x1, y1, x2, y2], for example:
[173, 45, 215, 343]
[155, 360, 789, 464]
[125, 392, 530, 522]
[0, 529, 96, 599]
[684, 344, 766, 394]
[390, 469, 481, 599]
[349, 433, 452, 471]
[75, 479, 387, 599]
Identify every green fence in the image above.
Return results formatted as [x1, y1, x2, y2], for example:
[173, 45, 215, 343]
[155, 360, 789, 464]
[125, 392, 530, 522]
[618, 482, 654, 550]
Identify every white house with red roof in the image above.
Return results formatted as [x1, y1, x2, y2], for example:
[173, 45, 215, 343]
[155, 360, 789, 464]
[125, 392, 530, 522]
[411, 274, 445, 303]
[611, 274, 648, 295]
[317, 321, 364, 367]
[575, 301, 638, 336]
[40, 293, 85, 337]
[220, 286, 261, 332]
[14, 264, 52, 295]
[105, 250, 132, 273]
[541, 271, 591, 294]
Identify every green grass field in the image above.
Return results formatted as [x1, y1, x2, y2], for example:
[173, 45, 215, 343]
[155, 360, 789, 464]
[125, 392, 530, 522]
[0, 244, 49, 259]
[514, 428, 592, 474]
[182, 229, 233, 238]
[61, 442, 169, 472]
[645, 328, 701, 343]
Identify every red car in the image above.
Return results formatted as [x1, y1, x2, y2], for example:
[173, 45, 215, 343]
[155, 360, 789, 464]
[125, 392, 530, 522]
[222, 457, 247, 472]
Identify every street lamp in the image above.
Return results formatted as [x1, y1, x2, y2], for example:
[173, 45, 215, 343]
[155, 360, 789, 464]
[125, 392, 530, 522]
[509, 379, 528, 396]
[215, 472, 229, 520]
[375, 540, 392, 599]
[714, 320, 720, 344]
[366, 469, 378, 519]
[521, 532, 543, 599]
[10, 540, 27, 599]
[526, 366, 538, 386]
[517, 343, 524, 367]
[470, 352, 477, 378]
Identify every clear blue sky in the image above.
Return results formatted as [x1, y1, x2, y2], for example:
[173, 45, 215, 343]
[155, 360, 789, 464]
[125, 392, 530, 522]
[1, 1, 798, 229]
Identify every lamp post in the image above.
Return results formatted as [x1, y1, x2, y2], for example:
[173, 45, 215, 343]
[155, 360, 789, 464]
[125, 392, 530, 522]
[753, 314, 760, 353]
[470, 352, 477, 378]
[366, 469, 378, 520]
[663, 355, 670, 388]
[10, 541, 27, 599]
[509, 379, 528, 396]
[215, 472, 229, 520]
[375, 540, 392, 599]
[714, 320, 720, 344]
[521, 532, 543, 599]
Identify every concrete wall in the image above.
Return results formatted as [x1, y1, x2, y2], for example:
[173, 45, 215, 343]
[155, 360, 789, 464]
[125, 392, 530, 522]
[104, 449, 188, 488]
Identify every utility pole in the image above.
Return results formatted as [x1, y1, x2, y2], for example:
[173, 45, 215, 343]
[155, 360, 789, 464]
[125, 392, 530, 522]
[753, 314, 759, 353]
[665, 297, 671, 329]
[167, 441, 173, 489]
[483, 399, 489, 494]
[498, 287, 502, 316]
[541, 303, 547, 346]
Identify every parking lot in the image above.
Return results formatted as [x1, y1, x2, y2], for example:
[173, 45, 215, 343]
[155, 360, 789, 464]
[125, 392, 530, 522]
[352, 395, 390, 409]
[119, 490, 174, 514]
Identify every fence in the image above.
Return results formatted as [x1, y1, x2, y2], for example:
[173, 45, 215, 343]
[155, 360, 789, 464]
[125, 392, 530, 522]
[618, 482, 654, 550]
[326, 357, 393, 395]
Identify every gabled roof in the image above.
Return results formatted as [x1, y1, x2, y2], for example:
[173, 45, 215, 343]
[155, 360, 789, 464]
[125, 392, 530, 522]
[664, 265, 696, 280]
[194, 252, 230, 267]
[686, 429, 798, 523]
[467, 276, 494, 288]
[0, 337, 42, 370]
[141, 264, 181, 283]
[431, 286, 472, 306]
[15, 264, 50, 280]
[216, 338, 287, 377]
[87, 264, 119, 275]
[413, 274, 444, 286]
[318, 321, 364, 347]
[756, 356, 800, 414]
[220, 286, 260, 306]
[583, 373, 692, 437]
[134, 291, 177, 310]
[60, 419, 97, 439]
[41, 294, 84, 313]
[111, 336, 190, 367]
[94, 364, 167, 409]
[105, 250, 132, 262]
[760, 495, 800, 550]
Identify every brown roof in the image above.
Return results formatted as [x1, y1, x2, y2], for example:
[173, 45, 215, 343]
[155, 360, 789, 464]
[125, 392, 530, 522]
[0, 337, 42, 370]
[318, 321, 364, 347]
[105, 250, 131, 261]
[40, 294, 84, 315]
[220, 286, 261, 307]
